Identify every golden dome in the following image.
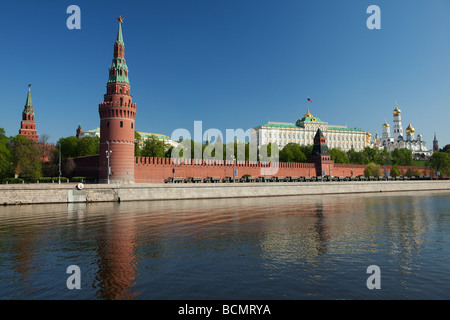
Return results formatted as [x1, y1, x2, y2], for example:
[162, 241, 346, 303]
[304, 108, 313, 118]
[393, 101, 401, 115]
[382, 120, 390, 128]
[405, 122, 415, 133]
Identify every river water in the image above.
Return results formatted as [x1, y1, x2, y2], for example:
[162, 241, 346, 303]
[0, 191, 449, 300]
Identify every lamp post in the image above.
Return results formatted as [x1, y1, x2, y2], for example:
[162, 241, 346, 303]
[58, 146, 62, 185]
[233, 156, 236, 183]
[106, 141, 112, 184]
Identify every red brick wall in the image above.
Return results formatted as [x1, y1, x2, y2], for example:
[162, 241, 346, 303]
[70, 155, 433, 183]
[134, 157, 317, 183]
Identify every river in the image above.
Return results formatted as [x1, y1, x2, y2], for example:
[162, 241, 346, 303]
[1, 191, 449, 300]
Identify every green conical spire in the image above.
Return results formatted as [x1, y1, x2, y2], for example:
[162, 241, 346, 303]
[23, 84, 34, 115]
[115, 16, 124, 45]
[25, 84, 32, 107]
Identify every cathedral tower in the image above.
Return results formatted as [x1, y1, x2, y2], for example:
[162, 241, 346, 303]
[19, 84, 39, 143]
[392, 101, 403, 141]
[98, 17, 137, 183]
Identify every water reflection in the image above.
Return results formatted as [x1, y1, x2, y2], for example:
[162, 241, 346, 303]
[0, 191, 449, 299]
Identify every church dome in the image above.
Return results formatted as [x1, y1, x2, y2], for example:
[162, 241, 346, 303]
[405, 122, 415, 133]
[382, 120, 390, 128]
[393, 101, 401, 116]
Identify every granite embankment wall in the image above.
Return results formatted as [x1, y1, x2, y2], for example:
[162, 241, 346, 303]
[0, 180, 449, 206]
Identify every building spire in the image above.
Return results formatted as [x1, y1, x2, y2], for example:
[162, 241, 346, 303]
[116, 16, 124, 45]
[25, 84, 33, 108]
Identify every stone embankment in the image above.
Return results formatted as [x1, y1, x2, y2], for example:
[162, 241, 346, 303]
[0, 180, 449, 206]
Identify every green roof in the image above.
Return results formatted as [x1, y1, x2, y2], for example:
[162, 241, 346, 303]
[115, 21, 124, 45]
[299, 116, 324, 123]
[23, 85, 34, 115]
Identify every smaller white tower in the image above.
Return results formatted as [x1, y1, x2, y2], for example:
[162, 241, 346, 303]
[392, 101, 403, 141]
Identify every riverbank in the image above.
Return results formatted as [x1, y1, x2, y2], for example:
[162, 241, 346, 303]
[1, 180, 450, 206]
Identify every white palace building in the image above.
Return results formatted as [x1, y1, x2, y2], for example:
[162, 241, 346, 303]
[252, 107, 369, 151]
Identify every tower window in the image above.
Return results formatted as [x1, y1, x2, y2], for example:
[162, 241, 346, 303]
[107, 121, 110, 128]
[120, 98, 123, 106]
[120, 121, 123, 128]
[131, 123, 134, 129]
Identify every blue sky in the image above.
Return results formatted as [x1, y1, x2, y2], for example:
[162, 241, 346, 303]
[1, 0, 449, 148]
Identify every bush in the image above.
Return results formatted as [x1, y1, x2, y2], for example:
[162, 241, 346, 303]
[390, 166, 400, 177]
[364, 162, 381, 177]
[3, 178, 24, 184]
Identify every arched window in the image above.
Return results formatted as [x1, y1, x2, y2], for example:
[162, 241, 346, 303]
[107, 121, 110, 128]
[131, 123, 134, 129]
[120, 98, 123, 106]
[120, 121, 123, 128]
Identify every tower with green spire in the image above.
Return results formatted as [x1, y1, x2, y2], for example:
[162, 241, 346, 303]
[19, 84, 39, 143]
[98, 17, 137, 183]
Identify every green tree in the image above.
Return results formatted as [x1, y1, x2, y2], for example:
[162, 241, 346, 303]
[142, 136, 166, 158]
[76, 136, 99, 157]
[0, 129, 14, 180]
[347, 149, 367, 164]
[428, 152, 450, 177]
[58, 136, 79, 158]
[329, 148, 350, 164]
[134, 131, 142, 157]
[390, 165, 400, 177]
[364, 162, 381, 177]
[280, 143, 305, 163]
[11, 135, 42, 181]
[391, 148, 413, 166]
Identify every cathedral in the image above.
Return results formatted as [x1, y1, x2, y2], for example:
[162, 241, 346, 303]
[378, 101, 431, 159]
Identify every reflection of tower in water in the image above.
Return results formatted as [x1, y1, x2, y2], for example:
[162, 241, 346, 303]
[94, 204, 139, 300]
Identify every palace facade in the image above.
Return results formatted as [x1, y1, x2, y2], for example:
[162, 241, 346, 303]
[252, 108, 369, 151]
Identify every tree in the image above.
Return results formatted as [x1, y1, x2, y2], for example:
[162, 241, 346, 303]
[280, 143, 307, 163]
[428, 152, 450, 177]
[329, 148, 350, 164]
[390, 165, 400, 177]
[11, 135, 42, 181]
[135, 131, 142, 157]
[0, 129, 13, 180]
[76, 136, 99, 157]
[58, 136, 80, 158]
[391, 148, 413, 166]
[141, 136, 166, 158]
[364, 162, 381, 177]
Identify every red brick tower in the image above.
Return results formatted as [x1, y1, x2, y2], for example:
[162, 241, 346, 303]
[98, 17, 137, 183]
[19, 84, 39, 143]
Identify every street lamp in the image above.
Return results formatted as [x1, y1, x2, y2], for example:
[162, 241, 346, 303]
[233, 156, 236, 183]
[106, 141, 112, 184]
[58, 146, 62, 185]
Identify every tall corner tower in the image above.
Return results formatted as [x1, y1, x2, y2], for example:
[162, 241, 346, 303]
[392, 101, 403, 141]
[19, 84, 39, 143]
[98, 17, 137, 183]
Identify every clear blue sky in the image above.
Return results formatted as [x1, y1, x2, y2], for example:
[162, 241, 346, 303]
[1, 0, 449, 148]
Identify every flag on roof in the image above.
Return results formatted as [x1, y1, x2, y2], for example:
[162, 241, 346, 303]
[307, 97, 312, 102]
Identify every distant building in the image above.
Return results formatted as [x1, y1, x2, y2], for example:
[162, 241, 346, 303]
[379, 101, 431, 159]
[252, 107, 368, 151]
[19, 84, 39, 143]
